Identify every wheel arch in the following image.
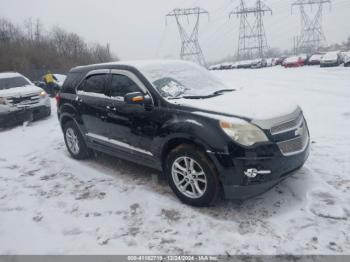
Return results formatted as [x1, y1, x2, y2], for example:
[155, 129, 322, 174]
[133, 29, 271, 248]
[160, 136, 214, 173]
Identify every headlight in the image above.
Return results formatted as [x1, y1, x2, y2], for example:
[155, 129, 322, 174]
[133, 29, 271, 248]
[219, 119, 269, 146]
[39, 91, 47, 98]
[0, 97, 7, 105]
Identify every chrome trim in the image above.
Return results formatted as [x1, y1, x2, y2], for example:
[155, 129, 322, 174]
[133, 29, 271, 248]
[86, 133, 153, 156]
[252, 107, 302, 130]
[277, 133, 309, 156]
[86, 69, 110, 77]
[244, 168, 271, 178]
[270, 114, 304, 135]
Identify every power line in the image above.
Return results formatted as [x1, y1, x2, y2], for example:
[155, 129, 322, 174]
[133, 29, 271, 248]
[291, 0, 331, 53]
[229, 0, 272, 60]
[166, 7, 209, 67]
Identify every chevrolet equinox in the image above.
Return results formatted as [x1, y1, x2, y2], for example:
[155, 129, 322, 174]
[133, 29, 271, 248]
[57, 60, 310, 206]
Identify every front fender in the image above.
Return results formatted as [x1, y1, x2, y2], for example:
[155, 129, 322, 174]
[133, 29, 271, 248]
[154, 114, 231, 159]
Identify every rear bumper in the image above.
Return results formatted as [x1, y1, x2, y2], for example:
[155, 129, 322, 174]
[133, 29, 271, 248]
[208, 142, 310, 200]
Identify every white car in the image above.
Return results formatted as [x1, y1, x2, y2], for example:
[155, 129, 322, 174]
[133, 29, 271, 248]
[0, 72, 51, 127]
[320, 51, 341, 67]
[343, 52, 350, 67]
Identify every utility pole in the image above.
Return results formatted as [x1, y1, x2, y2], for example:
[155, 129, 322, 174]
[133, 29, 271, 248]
[292, 0, 331, 54]
[166, 7, 209, 67]
[230, 0, 272, 60]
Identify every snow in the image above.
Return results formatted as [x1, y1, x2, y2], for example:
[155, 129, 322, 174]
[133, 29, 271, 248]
[322, 51, 339, 61]
[170, 90, 298, 121]
[284, 56, 300, 63]
[0, 72, 23, 79]
[54, 74, 67, 86]
[1, 66, 350, 255]
[309, 54, 323, 62]
[0, 85, 43, 97]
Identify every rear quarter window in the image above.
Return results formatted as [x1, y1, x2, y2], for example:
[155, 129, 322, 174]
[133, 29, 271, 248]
[61, 72, 85, 93]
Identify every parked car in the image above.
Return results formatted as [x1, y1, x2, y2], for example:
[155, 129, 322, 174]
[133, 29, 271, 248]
[283, 56, 304, 68]
[0, 72, 51, 127]
[219, 63, 232, 70]
[307, 53, 324, 65]
[57, 60, 310, 206]
[251, 59, 267, 69]
[274, 56, 287, 66]
[237, 60, 253, 69]
[342, 52, 350, 67]
[320, 51, 342, 67]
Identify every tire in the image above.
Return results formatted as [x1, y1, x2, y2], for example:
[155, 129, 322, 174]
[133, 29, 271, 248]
[63, 120, 91, 160]
[165, 144, 220, 207]
[46, 107, 51, 117]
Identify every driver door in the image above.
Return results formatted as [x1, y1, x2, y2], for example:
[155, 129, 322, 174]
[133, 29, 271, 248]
[105, 70, 156, 158]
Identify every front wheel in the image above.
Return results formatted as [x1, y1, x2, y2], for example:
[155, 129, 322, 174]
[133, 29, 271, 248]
[165, 145, 220, 207]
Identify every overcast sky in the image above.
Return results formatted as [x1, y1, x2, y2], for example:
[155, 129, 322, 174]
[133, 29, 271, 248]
[0, 0, 349, 62]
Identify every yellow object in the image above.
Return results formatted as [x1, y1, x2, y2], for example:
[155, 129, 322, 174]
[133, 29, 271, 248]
[44, 73, 54, 84]
[131, 96, 144, 103]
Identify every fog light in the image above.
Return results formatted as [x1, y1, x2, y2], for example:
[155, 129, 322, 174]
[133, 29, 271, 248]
[244, 168, 271, 178]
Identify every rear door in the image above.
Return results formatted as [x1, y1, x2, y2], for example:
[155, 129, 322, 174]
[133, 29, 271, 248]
[76, 70, 111, 139]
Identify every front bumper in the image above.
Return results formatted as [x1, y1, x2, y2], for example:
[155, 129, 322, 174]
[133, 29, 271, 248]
[0, 102, 51, 128]
[208, 142, 310, 200]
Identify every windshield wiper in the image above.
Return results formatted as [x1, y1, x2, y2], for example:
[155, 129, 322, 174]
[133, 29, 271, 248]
[213, 89, 235, 95]
[169, 94, 216, 100]
[168, 89, 235, 100]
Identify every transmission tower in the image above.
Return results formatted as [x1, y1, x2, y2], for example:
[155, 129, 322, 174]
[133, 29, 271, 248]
[230, 0, 272, 60]
[292, 0, 331, 53]
[166, 7, 209, 67]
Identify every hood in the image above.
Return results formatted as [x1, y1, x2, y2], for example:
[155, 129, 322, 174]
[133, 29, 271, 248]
[0, 85, 43, 97]
[171, 90, 299, 121]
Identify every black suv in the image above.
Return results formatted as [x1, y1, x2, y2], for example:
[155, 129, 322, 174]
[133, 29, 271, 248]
[57, 60, 310, 206]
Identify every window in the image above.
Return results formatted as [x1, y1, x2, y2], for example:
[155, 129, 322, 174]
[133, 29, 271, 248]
[80, 74, 108, 94]
[110, 74, 140, 98]
[62, 72, 84, 93]
[0, 77, 30, 90]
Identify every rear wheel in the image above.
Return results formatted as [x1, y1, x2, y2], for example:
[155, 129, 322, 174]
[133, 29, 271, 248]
[165, 145, 220, 207]
[63, 121, 91, 160]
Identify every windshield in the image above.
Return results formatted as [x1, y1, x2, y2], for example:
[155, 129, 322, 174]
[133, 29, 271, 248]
[0, 76, 30, 90]
[140, 61, 230, 98]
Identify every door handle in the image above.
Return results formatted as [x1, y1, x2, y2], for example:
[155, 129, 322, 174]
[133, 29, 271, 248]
[106, 105, 117, 112]
[76, 96, 83, 103]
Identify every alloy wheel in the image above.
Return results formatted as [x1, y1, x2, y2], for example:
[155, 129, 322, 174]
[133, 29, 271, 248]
[66, 127, 80, 155]
[171, 156, 207, 199]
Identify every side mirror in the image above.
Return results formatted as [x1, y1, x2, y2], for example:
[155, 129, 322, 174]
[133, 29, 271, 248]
[124, 92, 153, 109]
[125, 92, 145, 104]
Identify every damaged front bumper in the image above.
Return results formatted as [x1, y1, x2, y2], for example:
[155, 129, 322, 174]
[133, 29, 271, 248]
[207, 142, 310, 200]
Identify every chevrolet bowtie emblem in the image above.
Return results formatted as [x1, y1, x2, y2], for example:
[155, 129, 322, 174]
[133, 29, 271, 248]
[295, 125, 303, 137]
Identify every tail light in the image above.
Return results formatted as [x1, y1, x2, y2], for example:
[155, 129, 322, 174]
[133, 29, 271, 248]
[55, 94, 61, 107]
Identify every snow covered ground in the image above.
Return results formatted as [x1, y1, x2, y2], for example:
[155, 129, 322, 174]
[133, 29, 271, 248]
[0, 66, 350, 255]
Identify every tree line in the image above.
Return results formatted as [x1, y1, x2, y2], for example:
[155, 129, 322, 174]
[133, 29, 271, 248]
[0, 17, 117, 80]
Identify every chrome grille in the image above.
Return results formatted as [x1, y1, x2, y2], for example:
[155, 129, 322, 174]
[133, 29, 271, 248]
[7, 93, 40, 107]
[270, 113, 303, 135]
[276, 119, 309, 156]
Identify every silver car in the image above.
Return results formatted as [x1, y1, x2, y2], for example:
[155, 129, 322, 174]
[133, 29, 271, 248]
[0, 72, 51, 127]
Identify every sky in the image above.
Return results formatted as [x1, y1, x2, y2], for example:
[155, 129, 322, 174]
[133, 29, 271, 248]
[0, 0, 349, 62]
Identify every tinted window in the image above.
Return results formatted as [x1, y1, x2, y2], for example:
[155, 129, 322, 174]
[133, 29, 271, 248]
[110, 74, 140, 97]
[61, 72, 84, 93]
[0, 77, 30, 90]
[80, 74, 109, 94]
